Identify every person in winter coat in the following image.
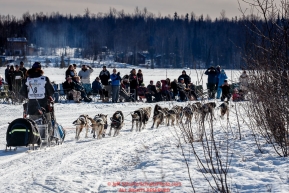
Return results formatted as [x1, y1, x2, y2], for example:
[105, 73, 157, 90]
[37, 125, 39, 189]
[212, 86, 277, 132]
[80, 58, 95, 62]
[19, 61, 27, 84]
[78, 64, 93, 94]
[65, 64, 77, 81]
[92, 77, 104, 98]
[239, 70, 249, 93]
[5, 65, 10, 83]
[129, 69, 139, 101]
[177, 78, 188, 102]
[99, 65, 111, 100]
[154, 81, 163, 102]
[137, 83, 149, 101]
[146, 80, 158, 102]
[7, 65, 15, 91]
[216, 69, 228, 99]
[161, 78, 171, 101]
[20, 62, 55, 131]
[205, 66, 218, 99]
[122, 75, 130, 89]
[63, 76, 81, 102]
[13, 65, 24, 96]
[178, 70, 191, 87]
[219, 80, 231, 101]
[137, 69, 143, 86]
[110, 69, 122, 103]
[189, 83, 198, 100]
[170, 79, 178, 100]
[74, 76, 92, 102]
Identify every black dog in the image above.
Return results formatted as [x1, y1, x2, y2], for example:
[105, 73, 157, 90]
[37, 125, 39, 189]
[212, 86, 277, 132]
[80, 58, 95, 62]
[108, 111, 124, 137]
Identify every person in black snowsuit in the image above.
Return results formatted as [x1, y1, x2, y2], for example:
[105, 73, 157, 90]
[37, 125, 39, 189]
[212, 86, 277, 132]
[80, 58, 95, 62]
[205, 66, 218, 99]
[129, 69, 139, 101]
[146, 80, 158, 102]
[178, 70, 191, 87]
[219, 80, 231, 101]
[99, 65, 111, 100]
[7, 65, 15, 91]
[20, 62, 55, 131]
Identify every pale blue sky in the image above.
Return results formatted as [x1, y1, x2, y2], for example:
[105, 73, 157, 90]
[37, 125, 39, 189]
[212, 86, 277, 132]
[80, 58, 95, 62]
[0, 0, 261, 19]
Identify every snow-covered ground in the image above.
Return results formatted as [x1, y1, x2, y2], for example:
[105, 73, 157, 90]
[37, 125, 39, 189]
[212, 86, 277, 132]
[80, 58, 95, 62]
[0, 68, 288, 193]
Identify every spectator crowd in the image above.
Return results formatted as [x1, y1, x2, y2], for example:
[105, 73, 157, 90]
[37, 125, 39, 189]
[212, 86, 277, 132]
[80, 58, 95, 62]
[1, 62, 250, 104]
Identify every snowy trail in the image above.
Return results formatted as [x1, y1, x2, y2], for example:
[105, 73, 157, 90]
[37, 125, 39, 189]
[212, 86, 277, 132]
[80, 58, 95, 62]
[0, 67, 289, 192]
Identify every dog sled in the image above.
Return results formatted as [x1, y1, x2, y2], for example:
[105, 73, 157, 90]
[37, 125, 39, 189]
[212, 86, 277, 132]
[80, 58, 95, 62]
[5, 99, 65, 151]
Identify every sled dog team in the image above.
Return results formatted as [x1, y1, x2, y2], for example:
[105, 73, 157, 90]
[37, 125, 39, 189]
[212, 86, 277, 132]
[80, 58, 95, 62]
[73, 101, 230, 140]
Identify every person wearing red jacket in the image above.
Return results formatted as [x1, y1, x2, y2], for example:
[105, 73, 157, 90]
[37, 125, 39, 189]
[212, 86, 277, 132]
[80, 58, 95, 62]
[161, 78, 171, 101]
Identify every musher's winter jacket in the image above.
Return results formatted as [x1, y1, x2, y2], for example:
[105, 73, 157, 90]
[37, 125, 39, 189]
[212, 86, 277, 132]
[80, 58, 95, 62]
[20, 69, 55, 115]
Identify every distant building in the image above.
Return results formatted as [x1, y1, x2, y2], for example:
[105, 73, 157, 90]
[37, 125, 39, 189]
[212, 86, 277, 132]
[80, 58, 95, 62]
[127, 52, 146, 65]
[6, 37, 28, 56]
[27, 44, 37, 55]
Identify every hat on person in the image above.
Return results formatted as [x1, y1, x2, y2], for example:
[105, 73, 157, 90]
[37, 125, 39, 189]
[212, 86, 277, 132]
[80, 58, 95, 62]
[20, 61, 24, 65]
[224, 79, 228, 82]
[221, 69, 225, 73]
[32, 62, 41, 69]
[96, 77, 100, 80]
[180, 78, 184, 80]
[66, 75, 72, 79]
[103, 65, 106, 68]
[15, 65, 19, 68]
[141, 83, 145, 86]
[182, 70, 186, 73]
[150, 80, 153, 83]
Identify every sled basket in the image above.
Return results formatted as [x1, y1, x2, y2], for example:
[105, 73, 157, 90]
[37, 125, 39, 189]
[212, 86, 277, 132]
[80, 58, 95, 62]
[6, 118, 41, 147]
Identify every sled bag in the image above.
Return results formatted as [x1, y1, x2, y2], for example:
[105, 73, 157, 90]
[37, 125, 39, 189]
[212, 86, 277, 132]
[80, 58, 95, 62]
[58, 124, 65, 139]
[6, 118, 40, 147]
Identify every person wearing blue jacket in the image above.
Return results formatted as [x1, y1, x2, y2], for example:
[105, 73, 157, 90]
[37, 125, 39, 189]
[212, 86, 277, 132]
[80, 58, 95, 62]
[92, 77, 104, 99]
[216, 69, 228, 99]
[205, 66, 218, 99]
[110, 68, 122, 103]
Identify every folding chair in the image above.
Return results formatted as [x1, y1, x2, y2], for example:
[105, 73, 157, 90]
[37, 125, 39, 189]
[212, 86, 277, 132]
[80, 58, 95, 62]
[58, 83, 68, 103]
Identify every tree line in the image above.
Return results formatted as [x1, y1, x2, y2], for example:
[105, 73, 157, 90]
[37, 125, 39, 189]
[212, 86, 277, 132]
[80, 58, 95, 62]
[0, 7, 269, 68]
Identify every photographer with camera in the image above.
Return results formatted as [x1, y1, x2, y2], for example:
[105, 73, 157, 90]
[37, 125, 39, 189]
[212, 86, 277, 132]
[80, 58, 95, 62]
[110, 68, 122, 103]
[205, 66, 218, 99]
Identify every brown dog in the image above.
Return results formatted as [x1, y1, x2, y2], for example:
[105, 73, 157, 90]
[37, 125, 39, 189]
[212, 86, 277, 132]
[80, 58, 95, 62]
[73, 114, 91, 140]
